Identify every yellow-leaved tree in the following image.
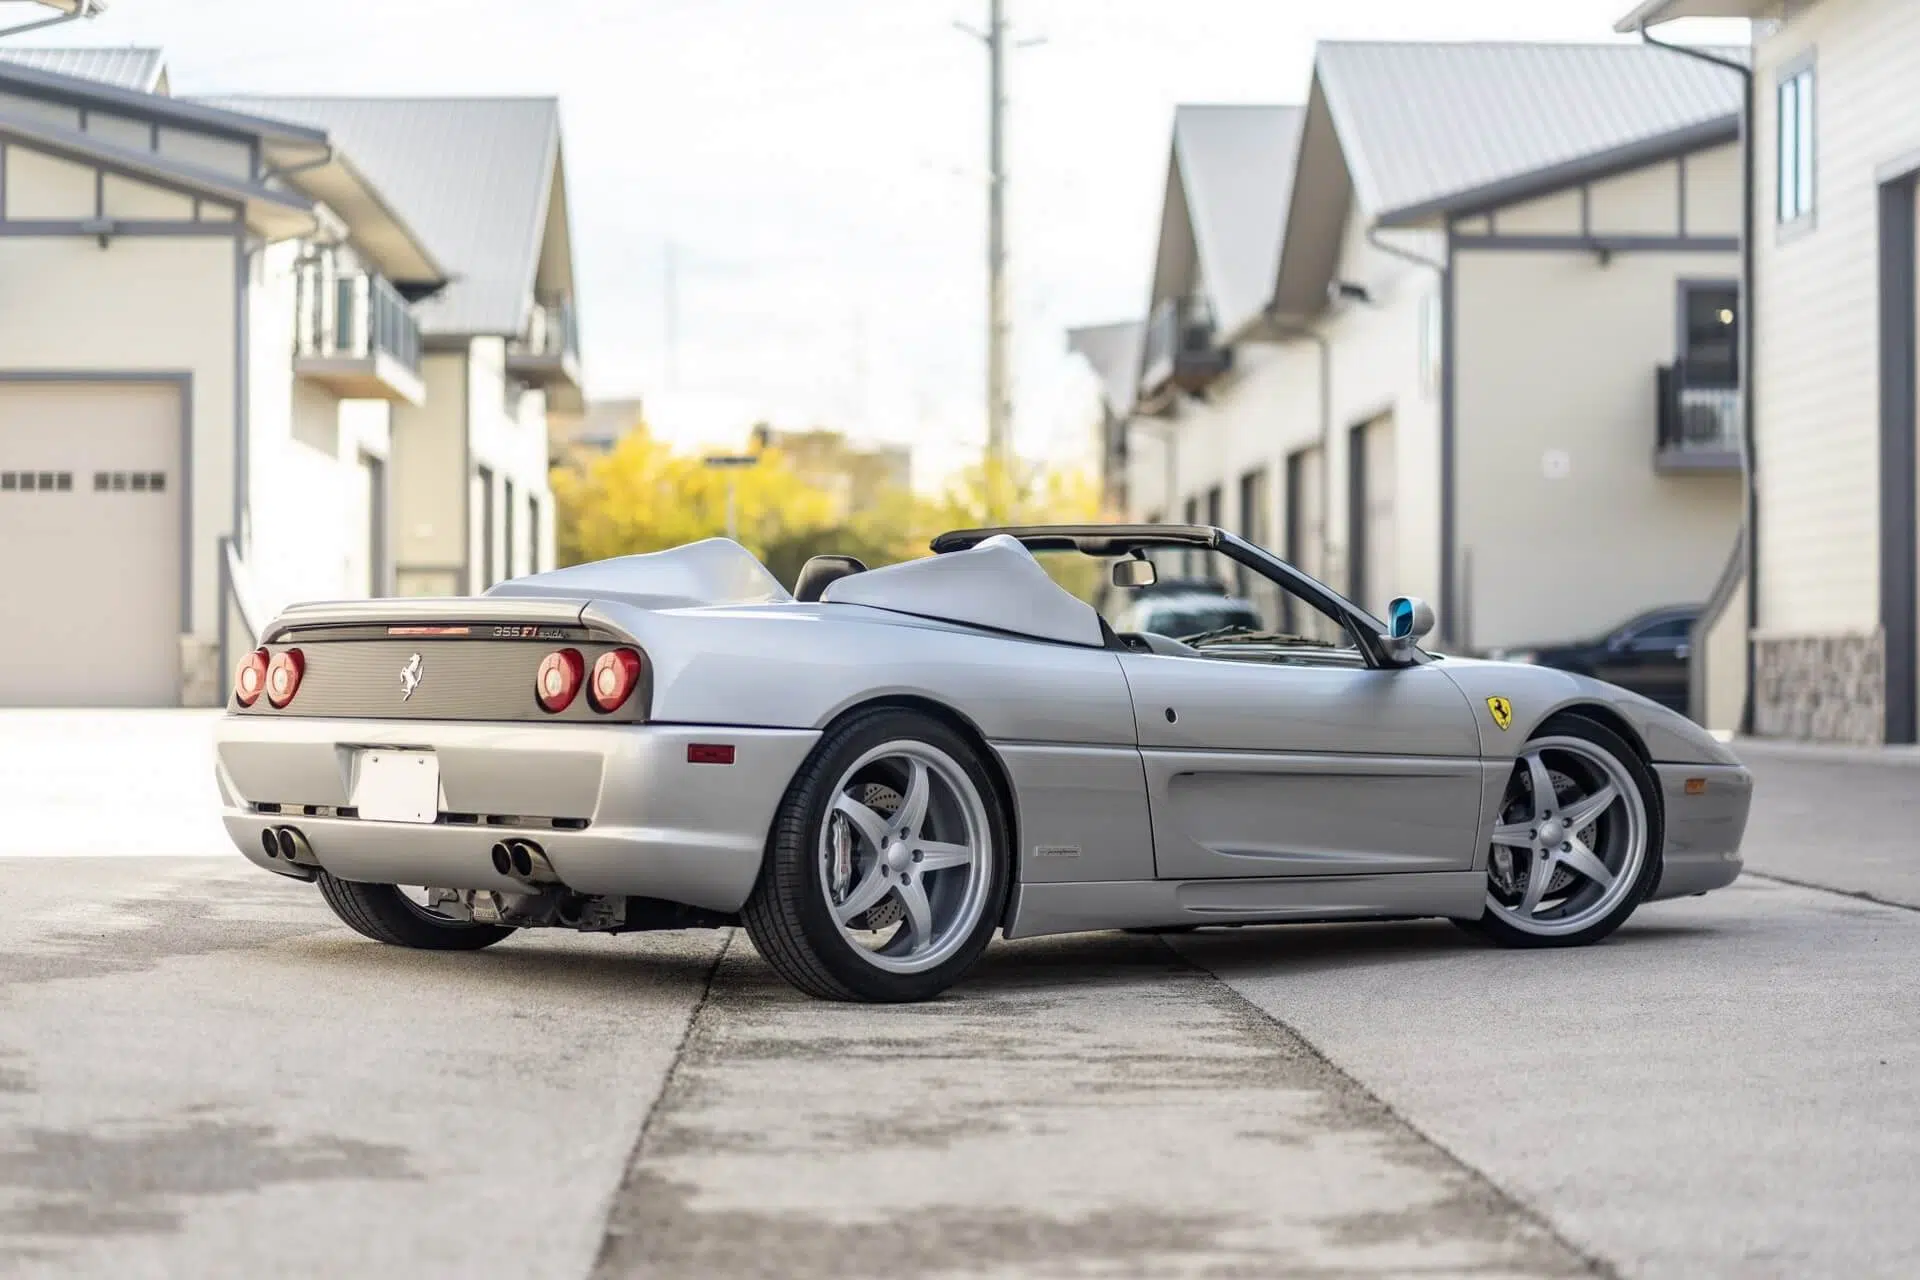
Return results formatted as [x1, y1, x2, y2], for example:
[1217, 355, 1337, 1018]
[552, 427, 836, 572]
[552, 422, 1117, 595]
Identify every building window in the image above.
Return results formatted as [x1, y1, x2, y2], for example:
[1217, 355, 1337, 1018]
[1777, 62, 1815, 226]
[503, 478, 517, 580]
[1182, 496, 1198, 526]
[1417, 288, 1442, 398]
[1204, 485, 1222, 530]
[1680, 282, 1740, 388]
[476, 465, 496, 590]
[1238, 468, 1270, 548]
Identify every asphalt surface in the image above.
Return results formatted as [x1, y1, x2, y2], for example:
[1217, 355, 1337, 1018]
[2, 718, 1916, 1277]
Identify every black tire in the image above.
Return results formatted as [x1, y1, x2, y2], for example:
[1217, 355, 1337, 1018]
[1457, 713, 1664, 949]
[316, 872, 516, 951]
[741, 707, 1012, 1003]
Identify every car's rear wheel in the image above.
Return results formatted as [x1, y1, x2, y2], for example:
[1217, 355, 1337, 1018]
[1460, 716, 1662, 948]
[742, 708, 1010, 1002]
[317, 874, 516, 951]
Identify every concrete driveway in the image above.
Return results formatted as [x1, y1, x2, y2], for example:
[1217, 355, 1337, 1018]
[2, 712, 1915, 1277]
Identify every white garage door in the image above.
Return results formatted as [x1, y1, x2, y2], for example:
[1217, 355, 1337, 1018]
[0, 382, 184, 706]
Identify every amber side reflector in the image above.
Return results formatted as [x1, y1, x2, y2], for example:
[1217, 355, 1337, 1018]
[1684, 778, 1708, 796]
[687, 744, 736, 765]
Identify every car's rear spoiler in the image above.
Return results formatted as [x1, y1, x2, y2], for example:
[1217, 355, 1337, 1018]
[262, 596, 595, 643]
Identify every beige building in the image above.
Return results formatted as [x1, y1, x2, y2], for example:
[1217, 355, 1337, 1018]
[1099, 43, 1746, 673]
[208, 96, 582, 601]
[1621, 0, 1920, 746]
[0, 51, 582, 707]
[550, 397, 645, 463]
[1066, 319, 1143, 512]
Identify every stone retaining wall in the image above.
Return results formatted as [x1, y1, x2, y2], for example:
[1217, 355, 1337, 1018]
[1752, 630, 1885, 745]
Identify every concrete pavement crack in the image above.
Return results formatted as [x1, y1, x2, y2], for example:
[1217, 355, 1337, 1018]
[587, 926, 733, 1278]
[1165, 937, 1622, 1280]
[1745, 870, 1920, 914]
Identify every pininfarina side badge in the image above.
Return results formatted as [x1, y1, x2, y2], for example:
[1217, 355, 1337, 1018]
[399, 652, 424, 701]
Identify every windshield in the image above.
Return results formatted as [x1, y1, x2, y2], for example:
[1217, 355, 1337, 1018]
[1030, 543, 1362, 659]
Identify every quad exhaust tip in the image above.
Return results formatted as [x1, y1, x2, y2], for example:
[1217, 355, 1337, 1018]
[490, 838, 556, 885]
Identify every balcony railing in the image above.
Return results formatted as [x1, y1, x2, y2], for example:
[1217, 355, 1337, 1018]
[1655, 363, 1742, 471]
[1139, 295, 1232, 403]
[293, 262, 425, 404]
[505, 297, 582, 411]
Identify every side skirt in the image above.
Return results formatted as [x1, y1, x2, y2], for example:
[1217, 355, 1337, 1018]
[1003, 870, 1487, 940]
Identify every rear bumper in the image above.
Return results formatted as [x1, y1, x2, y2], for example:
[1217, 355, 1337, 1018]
[213, 716, 819, 912]
[1647, 762, 1751, 900]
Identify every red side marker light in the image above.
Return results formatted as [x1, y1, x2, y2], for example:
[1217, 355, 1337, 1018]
[687, 744, 735, 765]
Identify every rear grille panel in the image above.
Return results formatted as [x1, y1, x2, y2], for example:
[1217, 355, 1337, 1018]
[228, 634, 649, 723]
[250, 802, 591, 830]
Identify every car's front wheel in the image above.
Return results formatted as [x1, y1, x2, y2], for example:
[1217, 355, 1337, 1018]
[742, 708, 1010, 1002]
[317, 874, 516, 951]
[1460, 715, 1663, 948]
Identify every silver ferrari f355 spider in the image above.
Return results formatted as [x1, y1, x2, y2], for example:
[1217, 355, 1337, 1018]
[214, 524, 1752, 1002]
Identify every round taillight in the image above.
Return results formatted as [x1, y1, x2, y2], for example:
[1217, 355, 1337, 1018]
[535, 648, 584, 713]
[265, 648, 305, 709]
[234, 647, 270, 707]
[589, 648, 643, 713]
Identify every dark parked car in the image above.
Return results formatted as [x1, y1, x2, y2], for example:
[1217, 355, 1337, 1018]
[1487, 605, 1699, 714]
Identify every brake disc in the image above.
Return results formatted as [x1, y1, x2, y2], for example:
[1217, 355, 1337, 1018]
[1498, 766, 1588, 899]
[852, 781, 905, 931]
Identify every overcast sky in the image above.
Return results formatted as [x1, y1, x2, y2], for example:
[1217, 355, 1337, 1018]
[37, 1, 1743, 482]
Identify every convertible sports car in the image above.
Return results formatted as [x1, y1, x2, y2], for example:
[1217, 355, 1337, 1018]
[214, 525, 1753, 1003]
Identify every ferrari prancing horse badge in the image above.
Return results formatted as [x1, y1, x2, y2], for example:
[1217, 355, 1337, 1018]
[1487, 696, 1513, 731]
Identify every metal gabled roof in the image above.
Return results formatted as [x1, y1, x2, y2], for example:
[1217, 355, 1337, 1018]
[0, 57, 324, 146]
[1613, 1, 1769, 31]
[202, 95, 568, 339]
[1314, 41, 1745, 225]
[1146, 104, 1303, 343]
[0, 46, 164, 93]
[1067, 320, 1144, 420]
[1273, 40, 1746, 318]
[1175, 105, 1303, 339]
[0, 107, 316, 237]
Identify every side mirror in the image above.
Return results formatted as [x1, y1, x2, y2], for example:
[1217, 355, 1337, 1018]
[1382, 596, 1435, 658]
[1112, 557, 1157, 589]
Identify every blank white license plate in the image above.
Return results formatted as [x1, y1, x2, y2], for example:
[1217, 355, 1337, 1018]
[352, 750, 440, 824]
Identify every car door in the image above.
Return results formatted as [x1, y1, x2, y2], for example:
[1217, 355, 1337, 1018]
[1121, 652, 1487, 880]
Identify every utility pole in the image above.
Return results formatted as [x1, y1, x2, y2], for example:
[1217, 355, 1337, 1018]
[985, 0, 1009, 476]
[956, 2, 1026, 493]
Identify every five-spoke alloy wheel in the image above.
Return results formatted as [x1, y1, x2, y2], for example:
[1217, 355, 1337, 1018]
[1464, 716, 1663, 948]
[744, 708, 1010, 1002]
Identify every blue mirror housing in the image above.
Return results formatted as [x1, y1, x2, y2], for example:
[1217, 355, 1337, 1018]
[1382, 596, 1435, 656]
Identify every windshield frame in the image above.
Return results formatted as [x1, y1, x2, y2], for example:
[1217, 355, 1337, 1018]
[931, 524, 1417, 668]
